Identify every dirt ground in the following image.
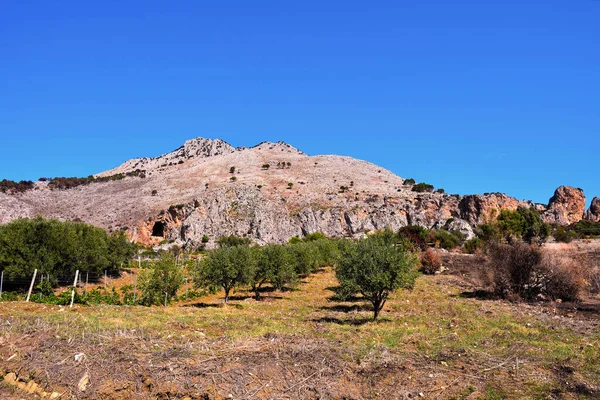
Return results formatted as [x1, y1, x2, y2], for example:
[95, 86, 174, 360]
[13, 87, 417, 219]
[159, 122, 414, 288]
[1, 241, 599, 399]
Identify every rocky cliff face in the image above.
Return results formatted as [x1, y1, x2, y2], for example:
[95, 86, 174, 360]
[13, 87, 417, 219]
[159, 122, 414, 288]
[542, 186, 586, 225]
[0, 138, 597, 248]
[587, 197, 600, 223]
[457, 193, 537, 226]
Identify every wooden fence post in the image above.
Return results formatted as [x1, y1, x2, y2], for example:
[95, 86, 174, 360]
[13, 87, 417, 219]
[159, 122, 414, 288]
[0, 270, 3, 299]
[26, 269, 38, 302]
[70, 270, 79, 308]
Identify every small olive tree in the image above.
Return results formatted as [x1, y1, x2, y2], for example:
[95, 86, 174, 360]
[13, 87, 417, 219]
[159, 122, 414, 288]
[196, 245, 255, 303]
[336, 236, 419, 321]
[138, 254, 184, 306]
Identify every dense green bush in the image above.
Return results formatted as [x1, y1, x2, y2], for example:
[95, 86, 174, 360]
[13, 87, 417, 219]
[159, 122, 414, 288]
[464, 238, 483, 254]
[217, 236, 252, 248]
[0, 217, 135, 282]
[428, 229, 464, 250]
[497, 207, 550, 243]
[571, 221, 600, 237]
[411, 183, 434, 193]
[553, 226, 577, 243]
[138, 254, 184, 306]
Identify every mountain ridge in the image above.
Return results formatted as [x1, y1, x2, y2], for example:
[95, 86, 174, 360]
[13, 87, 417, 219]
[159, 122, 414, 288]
[1, 137, 598, 248]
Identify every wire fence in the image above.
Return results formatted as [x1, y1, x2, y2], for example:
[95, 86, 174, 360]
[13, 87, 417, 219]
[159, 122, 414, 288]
[0, 255, 199, 305]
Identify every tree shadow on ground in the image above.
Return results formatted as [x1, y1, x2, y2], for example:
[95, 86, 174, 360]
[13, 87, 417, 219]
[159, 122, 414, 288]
[228, 294, 284, 301]
[226, 295, 254, 301]
[311, 316, 390, 326]
[320, 304, 372, 312]
[325, 286, 364, 303]
[186, 302, 223, 309]
[453, 290, 496, 300]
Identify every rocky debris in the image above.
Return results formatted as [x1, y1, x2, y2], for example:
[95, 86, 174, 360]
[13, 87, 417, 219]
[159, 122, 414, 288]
[543, 186, 586, 225]
[587, 197, 600, 223]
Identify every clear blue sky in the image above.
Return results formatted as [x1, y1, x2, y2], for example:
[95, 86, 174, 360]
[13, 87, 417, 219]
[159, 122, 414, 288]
[1, 1, 598, 206]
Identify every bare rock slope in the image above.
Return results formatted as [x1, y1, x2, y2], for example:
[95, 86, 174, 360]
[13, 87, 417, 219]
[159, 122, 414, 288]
[0, 138, 596, 247]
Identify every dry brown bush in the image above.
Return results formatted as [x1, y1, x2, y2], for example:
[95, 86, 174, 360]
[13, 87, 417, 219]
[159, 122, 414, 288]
[539, 255, 586, 301]
[420, 248, 442, 275]
[586, 267, 600, 294]
[486, 242, 585, 301]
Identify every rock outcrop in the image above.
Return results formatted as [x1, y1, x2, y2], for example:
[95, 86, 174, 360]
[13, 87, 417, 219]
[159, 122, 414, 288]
[458, 193, 535, 226]
[587, 197, 600, 223]
[0, 138, 595, 248]
[542, 186, 586, 225]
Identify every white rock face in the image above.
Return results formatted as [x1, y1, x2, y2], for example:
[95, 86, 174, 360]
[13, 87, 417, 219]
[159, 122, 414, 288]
[97, 138, 236, 177]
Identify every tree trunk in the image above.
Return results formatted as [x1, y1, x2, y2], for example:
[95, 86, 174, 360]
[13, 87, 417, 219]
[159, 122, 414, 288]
[372, 299, 381, 321]
[253, 284, 260, 300]
[224, 287, 230, 304]
[372, 295, 387, 321]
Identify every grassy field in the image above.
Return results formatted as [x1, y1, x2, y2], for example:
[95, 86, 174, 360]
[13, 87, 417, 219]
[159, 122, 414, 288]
[1, 266, 599, 399]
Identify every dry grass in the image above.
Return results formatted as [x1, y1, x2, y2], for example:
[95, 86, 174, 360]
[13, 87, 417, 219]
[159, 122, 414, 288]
[1, 268, 599, 399]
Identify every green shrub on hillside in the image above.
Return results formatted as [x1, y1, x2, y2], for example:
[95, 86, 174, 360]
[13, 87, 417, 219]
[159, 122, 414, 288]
[412, 183, 434, 193]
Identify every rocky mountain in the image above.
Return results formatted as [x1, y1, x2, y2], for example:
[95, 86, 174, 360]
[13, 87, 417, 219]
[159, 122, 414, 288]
[0, 138, 596, 248]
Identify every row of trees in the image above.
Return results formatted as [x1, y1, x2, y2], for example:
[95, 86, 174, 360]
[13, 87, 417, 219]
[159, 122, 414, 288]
[197, 236, 340, 302]
[0, 217, 136, 280]
[189, 232, 420, 320]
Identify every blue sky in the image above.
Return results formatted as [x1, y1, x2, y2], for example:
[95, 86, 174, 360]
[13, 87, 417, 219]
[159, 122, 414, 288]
[1, 1, 598, 206]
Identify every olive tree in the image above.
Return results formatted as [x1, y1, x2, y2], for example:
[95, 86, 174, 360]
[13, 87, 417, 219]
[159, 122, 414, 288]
[336, 236, 419, 321]
[138, 254, 184, 306]
[196, 245, 255, 303]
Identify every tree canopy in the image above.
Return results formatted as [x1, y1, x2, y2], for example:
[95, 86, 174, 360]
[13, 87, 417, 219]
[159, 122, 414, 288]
[0, 217, 135, 281]
[335, 235, 419, 321]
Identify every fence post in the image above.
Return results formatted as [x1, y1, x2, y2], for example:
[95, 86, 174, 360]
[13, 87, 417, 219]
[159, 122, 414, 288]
[0, 270, 3, 299]
[185, 277, 189, 300]
[26, 269, 38, 302]
[70, 270, 79, 308]
[85, 272, 89, 293]
[104, 270, 107, 289]
[164, 292, 168, 309]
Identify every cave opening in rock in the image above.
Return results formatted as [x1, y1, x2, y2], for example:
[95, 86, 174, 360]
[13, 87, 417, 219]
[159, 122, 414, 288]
[152, 221, 166, 237]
